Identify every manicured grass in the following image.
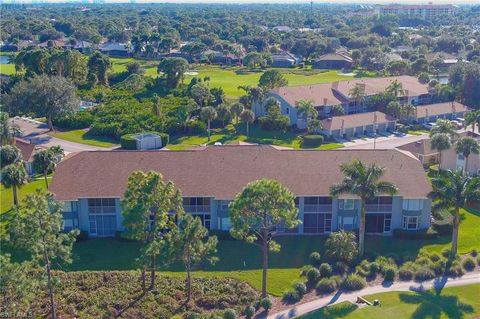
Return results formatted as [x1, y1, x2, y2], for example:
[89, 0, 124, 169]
[0, 178, 47, 214]
[168, 124, 344, 151]
[109, 58, 357, 97]
[408, 130, 429, 136]
[0, 61, 16, 75]
[49, 129, 119, 148]
[300, 284, 480, 319]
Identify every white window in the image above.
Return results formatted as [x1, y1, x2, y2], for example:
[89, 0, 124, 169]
[339, 199, 355, 210]
[402, 216, 419, 230]
[402, 199, 423, 211]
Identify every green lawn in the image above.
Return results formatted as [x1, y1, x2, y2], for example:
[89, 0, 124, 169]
[109, 58, 358, 97]
[300, 284, 480, 319]
[49, 129, 119, 148]
[0, 178, 47, 214]
[168, 124, 344, 151]
[408, 130, 429, 136]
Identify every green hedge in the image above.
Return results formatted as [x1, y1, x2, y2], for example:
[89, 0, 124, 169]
[120, 132, 169, 150]
[302, 135, 324, 147]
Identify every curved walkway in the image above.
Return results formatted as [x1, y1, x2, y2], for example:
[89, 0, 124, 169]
[266, 272, 480, 319]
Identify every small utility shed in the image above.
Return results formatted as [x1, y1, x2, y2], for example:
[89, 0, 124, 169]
[134, 133, 165, 150]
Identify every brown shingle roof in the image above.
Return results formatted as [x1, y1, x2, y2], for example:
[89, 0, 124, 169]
[316, 53, 353, 62]
[271, 76, 429, 108]
[320, 111, 395, 131]
[397, 139, 438, 156]
[332, 76, 430, 99]
[14, 138, 41, 162]
[50, 145, 431, 201]
[415, 102, 468, 119]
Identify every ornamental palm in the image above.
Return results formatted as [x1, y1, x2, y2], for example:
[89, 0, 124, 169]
[430, 133, 451, 165]
[349, 84, 365, 113]
[464, 110, 480, 133]
[430, 119, 457, 139]
[0, 112, 21, 146]
[455, 137, 480, 172]
[401, 103, 416, 121]
[1, 163, 28, 206]
[240, 109, 255, 136]
[200, 106, 217, 142]
[295, 99, 318, 132]
[429, 170, 480, 256]
[330, 160, 397, 257]
[386, 80, 404, 97]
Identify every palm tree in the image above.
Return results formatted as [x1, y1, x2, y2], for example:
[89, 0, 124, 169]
[295, 99, 318, 132]
[230, 102, 245, 125]
[430, 119, 457, 139]
[430, 133, 451, 165]
[429, 170, 480, 256]
[330, 160, 397, 257]
[0, 112, 21, 146]
[200, 106, 217, 142]
[1, 163, 28, 206]
[401, 103, 416, 122]
[386, 80, 404, 98]
[455, 137, 480, 172]
[240, 109, 255, 136]
[216, 103, 231, 127]
[151, 94, 162, 117]
[32, 146, 64, 189]
[349, 84, 365, 113]
[464, 110, 480, 133]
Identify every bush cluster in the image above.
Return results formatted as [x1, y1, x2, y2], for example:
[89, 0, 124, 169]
[309, 252, 321, 267]
[302, 135, 324, 147]
[341, 274, 366, 291]
[462, 257, 476, 271]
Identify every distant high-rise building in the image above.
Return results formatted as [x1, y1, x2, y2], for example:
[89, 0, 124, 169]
[375, 4, 456, 19]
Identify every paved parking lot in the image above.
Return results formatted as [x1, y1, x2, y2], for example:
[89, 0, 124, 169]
[342, 132, 429, 150]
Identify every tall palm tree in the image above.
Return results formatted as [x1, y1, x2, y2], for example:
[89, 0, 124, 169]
[349, 84, 365, 113]
[464, 110, 480, 133]
[430, 133, 451, 165]
[401, 103, 416, 122]
[429, 170, 480, 256]
[32, 146, 64, 189]
[200, 106, 217, 142]
[230, 102, 245, 125]
[295, 99, 318, 132]
[1, 163, 28, 206]
[430, 119, 457, 139]
[386, 80, 404, 98]
[0, 112, 21, 146]
[455, 137, 480, 172]
[330, 160, 397, 257]
[240, 109, 255, 136]
[216, 103, 231, 127]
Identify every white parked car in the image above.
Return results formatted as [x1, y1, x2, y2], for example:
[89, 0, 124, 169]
[423, 122, 437, 130]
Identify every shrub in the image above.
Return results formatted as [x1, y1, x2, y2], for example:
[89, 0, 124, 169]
[259, 298, 272, 311]
[432, 259, 447, 275]
[306, 268, 320, 284]
[244, 306, 255, 319]
[293, 282, 307, 297]
[471, 249, 478, 257]
[300, 265, 314, 277]
[53, 110, 95, 129]
[462, 257, 476, 272]
[398, 266, 414, 281]
[477, 255, 480, 266]
[369, 262, 380, 275]
[302, 135, 324, 147]
[310, 252, 321, 267]
[375, 256, 396, 271]
[319, 263, 333, 278]
[325, 231, 358, 263]
[282, 290, 300, 303]
[316, 278, 337, 294]
[429, 254, 441, 262]
[447, 262, 465, 277]
[223, 309, 237, 319]
[333, 261, 348, 275]
[414, 267, 435, 281]
[383, 267, 396, 281]
[187, 120, 207, 134]
[341, 274, 366, 291]
[441, 248, 451, 259]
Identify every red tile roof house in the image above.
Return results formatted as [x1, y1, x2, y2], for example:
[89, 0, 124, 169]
[320, 111, 396, 139]
[253, 76, 432, 129]
[49, 145, 432, 237]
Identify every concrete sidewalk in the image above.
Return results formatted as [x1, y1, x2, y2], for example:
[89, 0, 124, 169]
[265, 272, 480, 319]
